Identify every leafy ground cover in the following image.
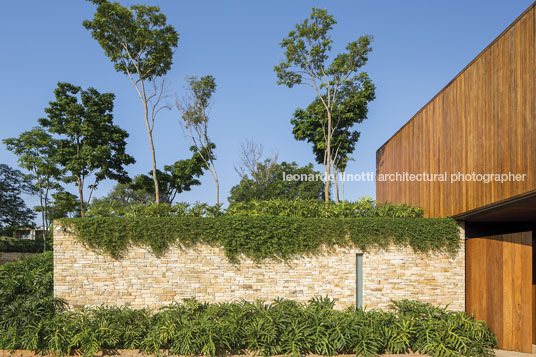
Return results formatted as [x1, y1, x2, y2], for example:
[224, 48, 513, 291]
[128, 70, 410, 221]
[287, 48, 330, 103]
[63, 216, 460, 262]
[0, 254, 497, 356]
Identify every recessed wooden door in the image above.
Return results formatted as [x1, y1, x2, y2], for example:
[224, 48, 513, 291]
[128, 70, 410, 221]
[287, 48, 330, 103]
[466, 231, 532, 353]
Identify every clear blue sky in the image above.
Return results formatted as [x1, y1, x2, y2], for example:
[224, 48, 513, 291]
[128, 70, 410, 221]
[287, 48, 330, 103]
[0, 0, 533, 207]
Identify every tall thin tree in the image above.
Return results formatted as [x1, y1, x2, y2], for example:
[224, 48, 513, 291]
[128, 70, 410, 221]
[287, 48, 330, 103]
[275, 8, 374, 202]
[290, 76, 375, 202]
[177, 75, 220, 205]
[84, 0, 179, 204]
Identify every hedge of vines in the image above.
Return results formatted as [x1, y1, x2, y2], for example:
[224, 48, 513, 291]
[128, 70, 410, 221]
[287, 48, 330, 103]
[60, 216, 460, 261]
[0, 254, 497, 357]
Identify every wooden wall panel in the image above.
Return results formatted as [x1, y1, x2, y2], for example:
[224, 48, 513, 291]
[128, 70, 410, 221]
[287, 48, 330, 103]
[465, 231, 532, 353]
[376, 4, 536, 217]
[533, 285, 536, 344]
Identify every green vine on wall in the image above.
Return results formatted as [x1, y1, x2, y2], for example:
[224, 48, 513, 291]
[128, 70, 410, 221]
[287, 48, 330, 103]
[60, 216, 461, 262]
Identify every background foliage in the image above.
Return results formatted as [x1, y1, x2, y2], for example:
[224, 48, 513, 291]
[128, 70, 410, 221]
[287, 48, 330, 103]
[229, 161, 326, 203]
[0, 236, 47, 253]
[86, 198, 423, 219]
[227, 197, 424, 218]
[86, 201, 223, 218]
[0, 164, 36, 235]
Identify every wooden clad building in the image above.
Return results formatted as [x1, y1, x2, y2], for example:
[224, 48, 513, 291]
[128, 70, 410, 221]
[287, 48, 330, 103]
[376, 2, 535, 219]
[376, 2, 536, 353]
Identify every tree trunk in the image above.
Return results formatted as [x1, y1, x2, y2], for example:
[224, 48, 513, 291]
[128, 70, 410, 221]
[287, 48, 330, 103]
[341, 171, 345, 201]
[87, 181, 97, 208]
[207, 160, 220, 206]
[78, 176, 85, 217]
[143, 98, 160, 204]
[138, 77, 159, 204]
[125, 63, 160, 204]
[324, 111, 332, 202]
[214, 169, 220, 206]
[215, 180, 220, 205]
[44, 183, 50, 252]
[334, 166, 340, 203]
[38, 179, 46, 251]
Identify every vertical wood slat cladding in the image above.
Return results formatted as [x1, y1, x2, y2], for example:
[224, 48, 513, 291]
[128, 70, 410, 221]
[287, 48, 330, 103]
[533, 237, 536, 344]
[465, 232, 532, 353]
[533, 284, 536, 344]
[376, 4, 536, 218]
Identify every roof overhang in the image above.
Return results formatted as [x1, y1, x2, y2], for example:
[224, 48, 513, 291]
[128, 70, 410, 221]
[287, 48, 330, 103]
[453, 190, 536, 223]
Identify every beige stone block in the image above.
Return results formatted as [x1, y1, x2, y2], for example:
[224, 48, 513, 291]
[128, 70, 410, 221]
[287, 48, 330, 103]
[54, 225, 465, 311]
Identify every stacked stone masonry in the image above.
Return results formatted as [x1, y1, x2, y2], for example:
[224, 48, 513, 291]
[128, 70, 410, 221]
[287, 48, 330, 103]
[54, 225, 465, 310]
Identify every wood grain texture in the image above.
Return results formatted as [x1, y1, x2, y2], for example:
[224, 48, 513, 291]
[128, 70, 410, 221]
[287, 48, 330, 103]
[533, 285, 536, 344]
[376, 4, 536, 218]
[466, 232, 532, 353]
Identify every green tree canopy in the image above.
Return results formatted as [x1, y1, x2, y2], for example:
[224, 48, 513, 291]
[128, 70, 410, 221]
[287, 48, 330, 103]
[0, 164, 36, 234]
[228, 161, 325, 203]
[291, 76, 375, 200]
[90, 183, 153, 208]
[47, 191, 81, 222]
[4, 127, 63, 246]
[38, 82, 135, 217]
[130, 147, 208, 204]
[83, 0, 179, 78]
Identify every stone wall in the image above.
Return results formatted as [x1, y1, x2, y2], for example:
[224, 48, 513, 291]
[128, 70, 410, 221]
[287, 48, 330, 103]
[53, 225, 465, 311]
[0, 252, 38, 265]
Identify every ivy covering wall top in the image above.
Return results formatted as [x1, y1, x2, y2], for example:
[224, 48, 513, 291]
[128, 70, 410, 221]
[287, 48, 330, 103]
[59, 216, 460, 262]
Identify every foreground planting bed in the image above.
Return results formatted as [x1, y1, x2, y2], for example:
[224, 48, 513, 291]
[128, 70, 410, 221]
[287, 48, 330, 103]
[0, 254, 496, 357]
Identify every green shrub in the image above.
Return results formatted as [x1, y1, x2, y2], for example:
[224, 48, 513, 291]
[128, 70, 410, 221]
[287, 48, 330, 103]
[390, 300, 498, 356]
[86, 198, 423, 219]
[86, 201, 224, 218]
[0, 236, 45, 253]
[0, 298, 497, 356]
[0, 252, 66, 351]
[227, 197, 424, 218]
[61, 216, 460, 261]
